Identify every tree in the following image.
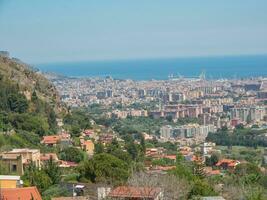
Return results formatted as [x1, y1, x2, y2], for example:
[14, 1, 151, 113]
[172, 160, 195, 182]
[193, 162, 205, 179]
[235, 123, 244, 129]
[78, 153, 129, 184]
[43, 157, 62, 184]
[7, 93, 28, 113]
[251, 124, 259, 129]
[59, 147, 84, 163]
[234, 163, 262, 184]
[106, 138, 120, 153]
[32, 170, 52, 193]
[0, 163, 8, 175]
[152, 158, 174, 166]
[205, 154, 219, 166]
[110, 149, 132, 164]
[48, 109, 57, 131]
[70, 125, 81, 137]
[42, 185, 71, 200]
[94, 143, 104, 154]
[126, 141, 138, 161]
[9, 113, 49, 134]
[140, 135, 146, 154]
[221, 126, 228, 131]
[188, 179, 217, 198]
[31, 90, 38, 102]
[166, 115, 173, 122]
[22, 162, 52, 193]
[63, 110, 92, 130]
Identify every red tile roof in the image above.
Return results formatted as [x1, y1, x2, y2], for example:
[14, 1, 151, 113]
[153, 165, 176, 171]
[1, 186, 42, 200]
[163, 155, 176, 160]
[204, 167, 221, 176]
[84, 130, 94, 135]
[41, 135, 60, 144]
[108, 186, 161, 199]
[216, 159, 240, 168]
[59, 160, 78, 168]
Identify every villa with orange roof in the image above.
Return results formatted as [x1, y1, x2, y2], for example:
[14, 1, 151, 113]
[216, 159, 240, 170]
[41, 135, 61, 146]
[41, 134, 72, 147]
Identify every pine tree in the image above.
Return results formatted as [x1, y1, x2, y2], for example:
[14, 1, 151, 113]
[193, 162, 205, 179]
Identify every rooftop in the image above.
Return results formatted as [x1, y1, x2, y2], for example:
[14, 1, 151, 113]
[1, 186, 42, 200]
[5, 148, 40, 154]
[0, 175, 20, 181]
[108, 186, 161, 198]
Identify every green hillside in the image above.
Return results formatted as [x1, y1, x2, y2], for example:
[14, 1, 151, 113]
[0, 53, 64, 150]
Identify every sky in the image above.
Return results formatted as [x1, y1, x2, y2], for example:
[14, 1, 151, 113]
[0, 0, 267, 64]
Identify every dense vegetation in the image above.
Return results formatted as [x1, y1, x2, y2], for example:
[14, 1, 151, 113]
[0, 55, 63, 150]
[93, 113, 200, 136]
[206, 127, 267, 148]
[63, 109, 92, 137]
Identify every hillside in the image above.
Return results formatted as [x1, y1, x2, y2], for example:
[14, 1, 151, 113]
[0, 53, 62, 113]
[0, 52, 65, 149]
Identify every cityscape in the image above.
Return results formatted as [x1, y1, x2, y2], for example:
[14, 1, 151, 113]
[1, 1, 267, 200]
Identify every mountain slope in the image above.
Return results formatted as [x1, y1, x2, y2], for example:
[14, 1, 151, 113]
[0, 53, 63, 114]
[0, 52, 65, 149]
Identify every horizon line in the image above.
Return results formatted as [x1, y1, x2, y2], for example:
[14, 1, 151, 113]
[34, 53, 267, 66]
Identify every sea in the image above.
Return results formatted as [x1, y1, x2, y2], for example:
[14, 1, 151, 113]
[36, 55, 267, 80]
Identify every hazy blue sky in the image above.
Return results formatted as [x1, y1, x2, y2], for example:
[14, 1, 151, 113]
[0, 0, 267, 63]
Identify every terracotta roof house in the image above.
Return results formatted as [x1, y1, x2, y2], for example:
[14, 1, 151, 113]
[41, 135, 61, 146]
[1, 186, 42, 200]
[216, 159, 240, 170]
[108, 186, 163, 200]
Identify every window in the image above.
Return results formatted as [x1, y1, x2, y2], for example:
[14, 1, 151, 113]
[12, 164, 17, 172]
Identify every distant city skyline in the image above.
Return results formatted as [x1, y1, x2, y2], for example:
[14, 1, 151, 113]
[0, 0, 267, 64]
